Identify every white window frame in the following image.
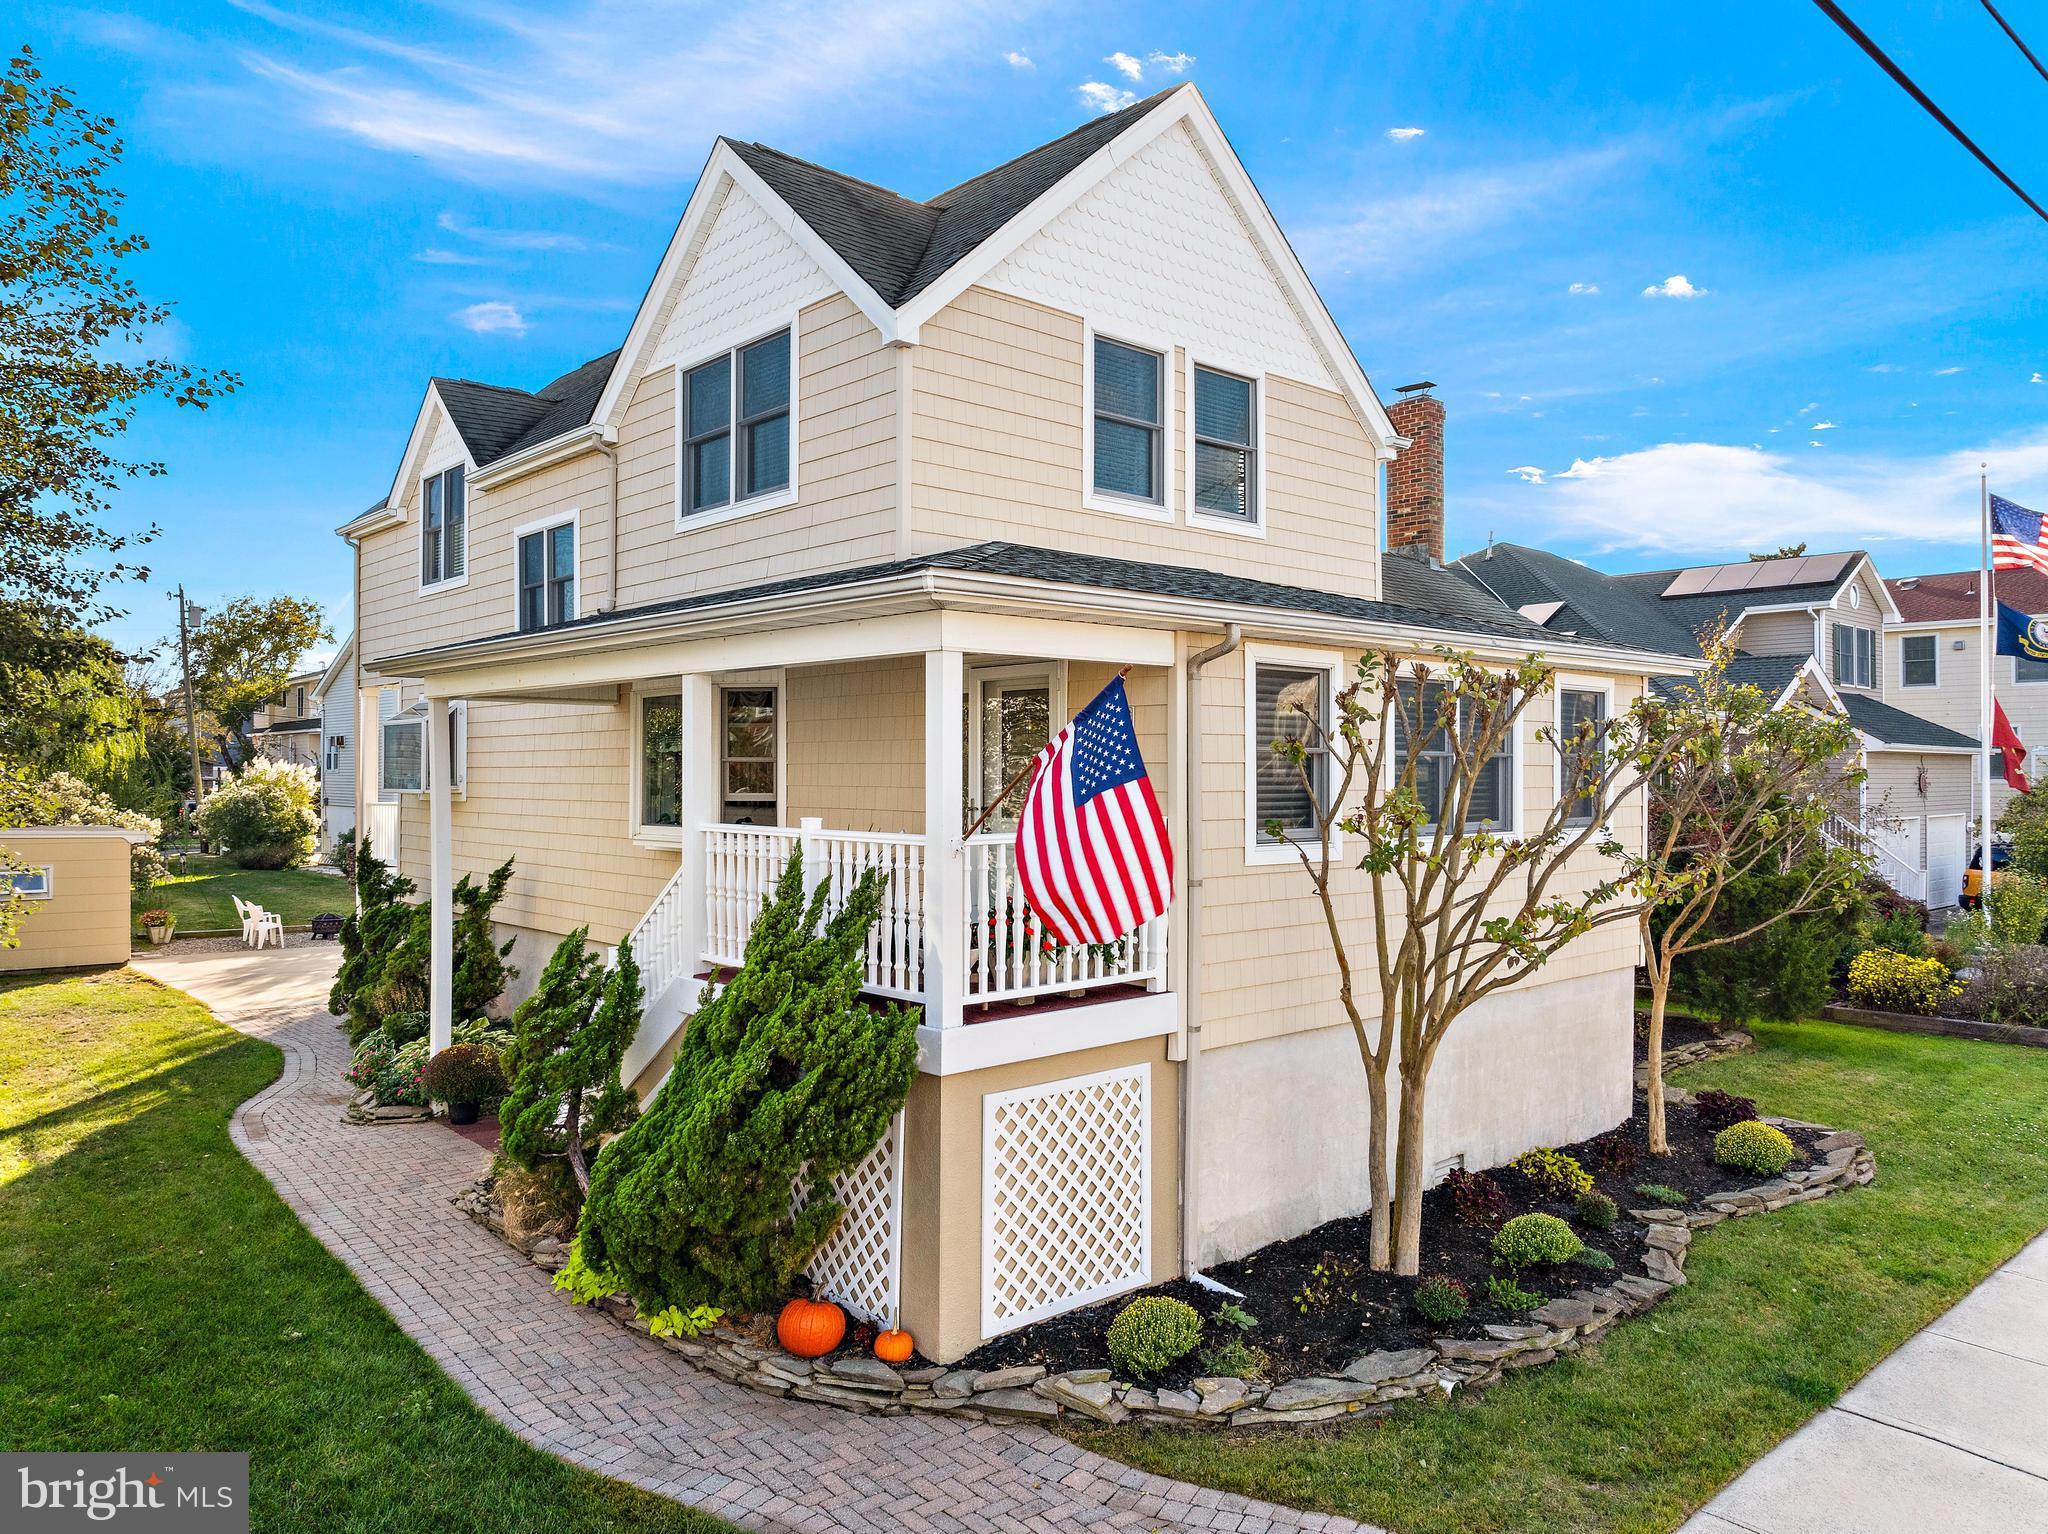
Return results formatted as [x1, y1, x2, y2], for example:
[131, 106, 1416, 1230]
[380, 710, 424, 796]
[1553, 677, 1615, 830]
[716, 671, 787, 827]
[1244, 644, 1344, 865]
[967, 662, 1068, 828]
[628, 680, 687, 849]
[1899, 633, 1939, 689]
[1395, 674, 1525, 841]
[1832, 622, 1876, 689]
[671, 313, 801, 532]
[417, 458, 471, 595]
[1082, 322, 1176, 522]
[4, 865, 54, 900]
[512, 508, 580, 632]
[379, 696, 465, 797]
[1185, 355, 1268, 539]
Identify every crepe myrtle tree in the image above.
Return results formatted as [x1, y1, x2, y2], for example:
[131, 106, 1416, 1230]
[1627, 634, 1866, 1152]
[1271, 646, 1671, 1275]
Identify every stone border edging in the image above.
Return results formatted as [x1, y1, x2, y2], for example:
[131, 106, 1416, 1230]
[1635, 1028, 1755, 1091]
[343, 1087, 433, 1125]
[1822, 1004, 2048, 1049]
[453, 1097, 1875, 1433]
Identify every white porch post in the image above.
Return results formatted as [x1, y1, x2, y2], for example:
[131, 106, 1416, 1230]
[923, 650, 966, 1029]
[677, 671, 718, 973]
[426, 695, 453, 1059]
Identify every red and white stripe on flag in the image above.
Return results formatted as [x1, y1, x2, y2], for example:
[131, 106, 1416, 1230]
[1013, 676, 1174, 946]
[1990, 493, 2048, 574]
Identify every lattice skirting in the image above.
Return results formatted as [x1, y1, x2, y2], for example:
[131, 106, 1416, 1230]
[981, 1064, 1151, 1338]
[797, 1111, 904, 1326]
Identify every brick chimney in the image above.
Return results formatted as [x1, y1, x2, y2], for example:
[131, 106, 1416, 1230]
[1385, 384, 1445, 564]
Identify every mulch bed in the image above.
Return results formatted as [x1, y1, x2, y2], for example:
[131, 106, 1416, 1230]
[1632, 1009, 1730, 1060]
[956, 1091, 1823, 1391]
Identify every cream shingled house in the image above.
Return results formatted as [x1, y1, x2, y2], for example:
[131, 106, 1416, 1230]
[341, 85, 1691, 1363]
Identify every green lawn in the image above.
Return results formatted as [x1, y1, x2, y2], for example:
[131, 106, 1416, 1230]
[0, 968, 728, 1534]
[137, 853, 349, 932]
[1081, 1020, 2048, 1534]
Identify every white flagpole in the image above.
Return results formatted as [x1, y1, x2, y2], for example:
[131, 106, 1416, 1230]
[1980, 468, 1994, 923]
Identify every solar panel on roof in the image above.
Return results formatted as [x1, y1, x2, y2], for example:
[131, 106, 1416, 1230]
[1659, 566, 1719, 597]
[1659, 551, 1860, 600]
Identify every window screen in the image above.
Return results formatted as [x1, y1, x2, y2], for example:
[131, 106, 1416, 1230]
[1093, 337, 1162, 503]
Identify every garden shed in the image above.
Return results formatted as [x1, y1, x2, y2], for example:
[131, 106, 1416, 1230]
[0, 826, 148, 972]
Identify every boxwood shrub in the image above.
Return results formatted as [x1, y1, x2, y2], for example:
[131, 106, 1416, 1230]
[1492, 1212, 1582, 1268]
[1714, 1119, 1797, 1176]
[1106, 1296, 1202, 1377]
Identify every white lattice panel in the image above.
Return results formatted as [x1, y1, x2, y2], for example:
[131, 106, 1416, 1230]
[797, 1110, 903, 1326]
[982, 1065, 1151, 1337]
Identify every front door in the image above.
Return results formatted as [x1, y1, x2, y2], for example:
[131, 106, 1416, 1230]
[969, 667, 1061, 830]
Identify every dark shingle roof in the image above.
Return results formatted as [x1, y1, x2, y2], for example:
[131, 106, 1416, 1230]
[432, 349, 621, 469]
[1721, 653, 1811, 698]
[1451, 544, 1703, 656]
[1840, 694, 1976, 750]
[1611, 567, 1857, 637]
[380, 541, 1687, 670]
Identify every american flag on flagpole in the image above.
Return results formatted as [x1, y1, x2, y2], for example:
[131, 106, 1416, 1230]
[1990, 493, 2048, 574]
[1014, 677, 1174, 946]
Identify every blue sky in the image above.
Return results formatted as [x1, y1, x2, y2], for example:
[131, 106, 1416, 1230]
[23, 0, 2048, 661]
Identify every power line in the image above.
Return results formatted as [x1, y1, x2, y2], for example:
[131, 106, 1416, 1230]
[1810, 0, 2048, 225]
[1981, 0, 2048, 87]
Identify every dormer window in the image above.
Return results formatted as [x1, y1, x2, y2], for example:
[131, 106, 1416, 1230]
[421, 464, 466, 588]
[682, 328, 792, 519]
[1091, 337, 1164, 506]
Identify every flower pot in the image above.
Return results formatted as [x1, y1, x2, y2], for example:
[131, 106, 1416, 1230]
[447, 1101, 480, 1126]
[146, 926, 172, 946]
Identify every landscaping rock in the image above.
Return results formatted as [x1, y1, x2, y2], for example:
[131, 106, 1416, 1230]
[1150, 1388, 1201, 1418]
[1123, 1387, 1156, 1411]
[1060, 1367, 1112, 1385]
[1036, 1375, 1128, 1424]
[1342, 1347, 1436, 1384]
[1633, 1207, 1687, 1224]
[933, 1369, 978, 1399]
[1433, 1337, 1534, 1363]
[970, 1364, 1044, 1392]
[970, 1388, 1059, 1422]
[1192, 1377, 1251, 1416]
[1642, 1246, 1687, 1286]
[1261, 1376, 1379, 1412]
[1231, 1402, 1359, 1427]
[1529, 1298, 1600, 1329]
[826, 1357, 906, 1392]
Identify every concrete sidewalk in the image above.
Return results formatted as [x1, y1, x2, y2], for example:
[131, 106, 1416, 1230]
[1682, 1232, 2048, 1534]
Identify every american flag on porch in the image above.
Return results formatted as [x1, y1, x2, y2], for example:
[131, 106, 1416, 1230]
[1991, 493, 2048, 574]
[1014, 677, 1174, 946]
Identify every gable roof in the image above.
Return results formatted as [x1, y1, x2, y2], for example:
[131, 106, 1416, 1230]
[1889, 566, 2048, 622]
[1839, 692, 1977, 751]
[431, 349, 620, 470]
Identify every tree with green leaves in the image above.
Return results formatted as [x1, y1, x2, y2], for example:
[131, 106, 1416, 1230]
[498, 930, 643, 1196]
[329, 844, 517, 1040]
[576, 852, 919, 1312]
[186, 595, 333, 766]
[1, 47, 237, 734]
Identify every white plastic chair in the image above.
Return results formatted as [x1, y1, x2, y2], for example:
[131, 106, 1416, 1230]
[233, 895, 283, 949]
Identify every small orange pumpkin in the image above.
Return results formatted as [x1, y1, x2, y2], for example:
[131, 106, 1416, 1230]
[777, 1296, 845, 1358]
[873, 1327, 914, 1365]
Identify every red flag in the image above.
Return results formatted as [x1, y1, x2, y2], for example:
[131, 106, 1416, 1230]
[1994, 697, 2031, 793]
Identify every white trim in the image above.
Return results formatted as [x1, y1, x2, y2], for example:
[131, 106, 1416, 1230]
[0, 825, 151, 845]
[893, 84, 1399, 452]
[1897, 631, 1940, 689]
[671, 312, 801, 533]
[1552, 675, 1615, 828]
[967, 661, 1067, 825]
[312, 631, 356, 703]
[510, 507, 582, 631]
[916, 990, 1175, 1075]
[469, 423, 611, 491]
[716, 670, 788, 827]
[1184, 353, 1268, 538]
[1243, 642, 1344, 865]
[628, 679, 688, 846]
[2, 864, 55, 899]
[1081, 323, 1176, 521]
[416, 454, 472, 596]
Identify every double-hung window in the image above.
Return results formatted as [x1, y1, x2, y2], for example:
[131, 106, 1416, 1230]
[1193, 366, 1257, 522]
[1398, 682, 1516, 833]
[681, 329, 792, 518]
[1832, 624, 1875, 688]
[517, 520, 576, 631]
[1900, 634, 1938, 688]
[420, 464, 466, 587]
[1251, 662, 1329, 844]
[1092, 337, 1164, 506]
[1558, 687, 1607, 826]
[720, 687, 778, 824]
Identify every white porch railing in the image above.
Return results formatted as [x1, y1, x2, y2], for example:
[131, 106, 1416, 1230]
[964, 832, 1166, 1004]
[1822, 812, 1926, 903]
[703, 821, 926, 1002]
[628, 859, 697, 1010]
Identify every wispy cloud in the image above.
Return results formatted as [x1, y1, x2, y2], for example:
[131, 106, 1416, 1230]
[1506, 465, 1546, 484]
[1385, 126, 1425, 142]
[2033, 372, 2046, 385]
[1004, 49, 1033, 69]
[437, 210, 603, 253]
[1641, 273, 1707, 299]
[223, 0, 1047, 185]
[1811, 419, 1838, 430]
[1077, 80, 1136, 113]
[1568, 281, 1599, 295]
[454, 300, 527, 336]
[1866, 362, 1899, 373]
[1935, 365, 1965, 376]
[1147, 50, 1194, 74]
[1498, 433, 2048, 558]
[1105, 51, 1144, 82]
[415, 247, 491, 266]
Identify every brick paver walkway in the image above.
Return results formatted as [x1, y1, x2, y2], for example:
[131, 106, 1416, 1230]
[136, 945, 1375, 1534]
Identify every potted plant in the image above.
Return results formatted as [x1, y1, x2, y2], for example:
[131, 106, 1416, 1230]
[140, 908, 176, 946]
[423, 1042, 507, 1126]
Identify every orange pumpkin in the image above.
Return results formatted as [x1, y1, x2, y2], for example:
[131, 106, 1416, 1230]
[873, 1328, 914, 1365]
[777, 1296, 845, 1358]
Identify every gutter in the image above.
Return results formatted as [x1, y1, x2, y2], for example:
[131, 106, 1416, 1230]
[1180, 622, 1241, 1281]
[468, 423, 610, 491]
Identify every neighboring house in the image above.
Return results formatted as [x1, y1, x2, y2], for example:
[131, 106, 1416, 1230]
[313, 633, 358, 849]
[1883, 566, 2048, 827]
[0, 826, 149, 972]
[1454, 543, 1977, 905]
[339, 84, 1695, 1364]
[248, 667, 326, 770]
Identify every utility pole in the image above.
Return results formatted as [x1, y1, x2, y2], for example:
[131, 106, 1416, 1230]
[171, 587, 205, 821]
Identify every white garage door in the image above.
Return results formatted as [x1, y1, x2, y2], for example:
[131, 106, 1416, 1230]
[1927, 814, 1967, 910]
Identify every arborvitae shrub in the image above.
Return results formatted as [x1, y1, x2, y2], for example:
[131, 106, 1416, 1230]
[498, 930, 641, 1192]
[575, 852, 919, 1313]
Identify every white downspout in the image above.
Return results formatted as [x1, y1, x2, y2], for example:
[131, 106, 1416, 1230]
[597, 425, 621, 613]
[1180, 622, 1242, 1282]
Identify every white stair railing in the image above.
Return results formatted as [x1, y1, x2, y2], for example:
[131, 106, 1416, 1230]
[628, 859, 695, 1011]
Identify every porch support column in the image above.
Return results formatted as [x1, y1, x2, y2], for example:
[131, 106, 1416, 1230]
[923, 650, 966, 1030]
[676, 671, 719, 971]
[427, 696, 453, 1059]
